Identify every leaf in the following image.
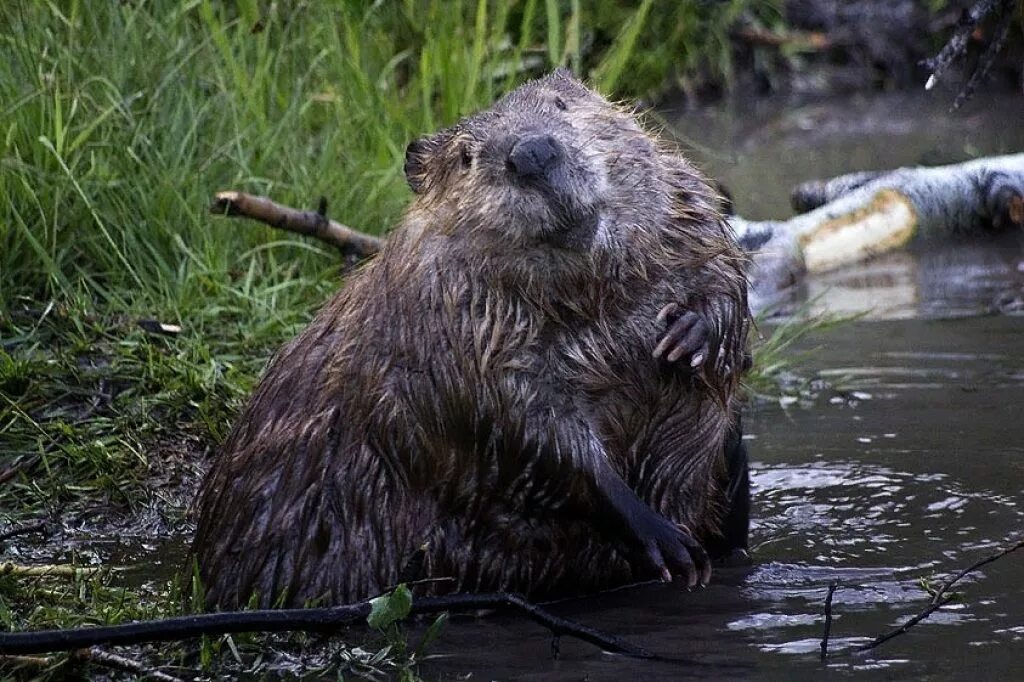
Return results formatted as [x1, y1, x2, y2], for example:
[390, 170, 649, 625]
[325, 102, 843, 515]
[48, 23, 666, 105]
[367, 583, 412, 630]
[592, 0, 654, 93]
[415, 612, 449, 657]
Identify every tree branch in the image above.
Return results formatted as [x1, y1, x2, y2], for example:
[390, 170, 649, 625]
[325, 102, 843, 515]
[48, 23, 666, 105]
[819, 581, 837, 660]
[851, 536, 1024, 654]
[210, 191, 382, 258]
[0, 592, 656, 660]
[0, 521, 48, 545]
[73, 647, 184, 682]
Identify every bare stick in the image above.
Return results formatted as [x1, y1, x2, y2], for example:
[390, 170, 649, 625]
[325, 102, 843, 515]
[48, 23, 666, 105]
[73, 647, 183, 682]
[0, 562, 112, 579]
[853, 595, 955, 653]
[820, 581, 837, 660]
[0, 592, 656, 660]
[853, 536, 1024, 654]
[0, 455, 40, 487]
[0, 521, 48, 544]
[951, 14, 1012, 111]
[0, 654, 53, 667]
[210, 191, 382, 258]
[924, 0, 1005, 89]
[929, 536, 1024, 605]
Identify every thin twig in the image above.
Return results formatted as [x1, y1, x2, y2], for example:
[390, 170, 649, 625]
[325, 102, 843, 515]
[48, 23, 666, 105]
[73, 647, 183, 682]
[853, 536, 1024, 654]
[951, 13, 1012, 110]
[0, 455, 40, 487]
[925, 0, 1003, 89]
[930, 536, 1024, 605]
[210, 191, 382, 257]
[374, 576, 456, 598]
[0, 592, 657, 660]
[820, 581, 837, 660]
[853, 595, 955, 653]
[0, 654, 53, 667]
[0, 521, 48, 544]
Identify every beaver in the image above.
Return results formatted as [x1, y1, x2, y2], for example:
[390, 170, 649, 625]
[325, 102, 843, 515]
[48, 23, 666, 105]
[193, 69, 751, 608]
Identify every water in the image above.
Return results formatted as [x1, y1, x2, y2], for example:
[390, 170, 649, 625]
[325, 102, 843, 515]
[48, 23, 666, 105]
[421, 92, 1024, 680]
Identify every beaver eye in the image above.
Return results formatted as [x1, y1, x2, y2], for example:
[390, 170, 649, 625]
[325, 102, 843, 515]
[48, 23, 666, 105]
[460, 146, 473, 169]
[554, 97, 568, 111]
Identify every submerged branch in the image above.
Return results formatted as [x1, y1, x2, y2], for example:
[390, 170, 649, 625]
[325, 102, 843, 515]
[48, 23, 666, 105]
[820, 581, 837, 660]
[927, 536, 1024, 606]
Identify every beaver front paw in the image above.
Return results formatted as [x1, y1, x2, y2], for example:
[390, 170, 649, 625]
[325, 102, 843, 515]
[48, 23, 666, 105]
[627, 508, 711, 588]
[653, 303, 711, 369]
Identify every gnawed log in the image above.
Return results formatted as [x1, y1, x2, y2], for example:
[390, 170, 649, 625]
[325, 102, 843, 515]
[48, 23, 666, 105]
[731, 153, 1024, 309]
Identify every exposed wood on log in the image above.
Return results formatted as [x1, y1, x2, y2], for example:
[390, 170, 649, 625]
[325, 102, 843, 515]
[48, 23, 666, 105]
[732, 153, 1024, 310]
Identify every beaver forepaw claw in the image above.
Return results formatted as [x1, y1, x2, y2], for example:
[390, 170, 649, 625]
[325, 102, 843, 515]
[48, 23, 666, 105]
[653, 305, 711, 369]
[633, 512, 711, 588]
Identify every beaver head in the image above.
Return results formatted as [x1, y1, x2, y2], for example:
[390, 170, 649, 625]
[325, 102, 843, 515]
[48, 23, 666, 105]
[402, 69, 677, 261]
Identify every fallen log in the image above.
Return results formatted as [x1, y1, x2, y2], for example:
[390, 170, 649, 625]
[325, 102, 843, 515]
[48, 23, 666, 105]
[208, 154, 1024, 313]
[731, 153, 1024, 309]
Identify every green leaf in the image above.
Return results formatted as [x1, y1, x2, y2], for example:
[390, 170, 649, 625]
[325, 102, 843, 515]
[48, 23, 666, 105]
[367, 584, 413, 630]
[592, 0, 654, 93]
[415, 612, 449, 657]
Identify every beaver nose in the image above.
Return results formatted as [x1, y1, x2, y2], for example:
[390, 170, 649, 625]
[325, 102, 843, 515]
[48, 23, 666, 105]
[507, 135, 561, 178]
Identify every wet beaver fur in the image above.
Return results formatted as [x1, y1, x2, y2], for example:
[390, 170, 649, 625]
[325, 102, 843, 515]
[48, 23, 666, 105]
[193, 69, 751, 608]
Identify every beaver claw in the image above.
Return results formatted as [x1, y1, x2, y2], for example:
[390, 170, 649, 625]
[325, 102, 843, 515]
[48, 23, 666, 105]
[653, 303, 711, 368]
[630, 509, 711, 588]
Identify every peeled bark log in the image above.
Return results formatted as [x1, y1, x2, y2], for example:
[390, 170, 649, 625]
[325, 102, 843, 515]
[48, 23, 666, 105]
[730, 153, 1024, 310]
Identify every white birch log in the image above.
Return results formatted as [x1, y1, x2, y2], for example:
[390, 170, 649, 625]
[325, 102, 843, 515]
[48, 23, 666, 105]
[729, 153, 1024, 310]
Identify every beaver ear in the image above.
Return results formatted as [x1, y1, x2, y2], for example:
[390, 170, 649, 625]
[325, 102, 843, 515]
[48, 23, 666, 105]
[404, 137, 434, 194]
[548, 67, 590, 95]
[551, 67, 576, 82]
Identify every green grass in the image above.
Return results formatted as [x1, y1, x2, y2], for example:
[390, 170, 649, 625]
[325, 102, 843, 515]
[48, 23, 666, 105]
[0, 0, 786, 522]
[0, 0, 786, 678]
